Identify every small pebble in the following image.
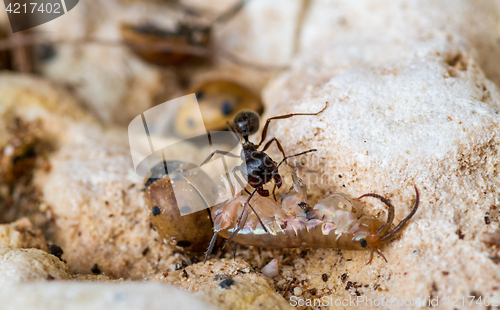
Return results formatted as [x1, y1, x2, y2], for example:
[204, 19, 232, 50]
[48, 244, 64, 261]
[219, 278, 235, 289]
[152, 206, 161, 216]
[261, 259, 279, 278]
[91, 264, 101, 274]
[293, 287, 303, 296]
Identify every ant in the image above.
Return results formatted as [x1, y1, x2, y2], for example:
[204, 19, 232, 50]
[201, 102, 328, 253]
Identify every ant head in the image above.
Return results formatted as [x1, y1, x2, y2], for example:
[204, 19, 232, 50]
[233, 111, 260, 140]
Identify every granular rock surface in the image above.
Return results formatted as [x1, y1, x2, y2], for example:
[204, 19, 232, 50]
[261, 36, 500, 308]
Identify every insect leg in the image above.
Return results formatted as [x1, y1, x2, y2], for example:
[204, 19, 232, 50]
[272, 183, 278, 201]
[200, 150, 240, 166]
[262, 138, 291, 200]
[366, 249, 375, 265]
[204, 232, 219, 263]
[376, 249, 388, 263]
[380, 185, 420, 242]
[223, 203, 250, 247]
[229, 166, 273, 232]
[357, 193, 395, 238]
[214, 0, 249, 24]
[223, 199, 268, 250]
[256, 102, 329, 148]
[262, 137, 287, 160]
[231, 165, 252, 195]
[233, 243, 237, 261]
[226, 121, 243, 143]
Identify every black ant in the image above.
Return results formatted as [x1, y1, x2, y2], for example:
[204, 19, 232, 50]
[201, 102, 328, 256]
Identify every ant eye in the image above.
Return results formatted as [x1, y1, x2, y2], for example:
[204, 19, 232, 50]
[360, 239, 368, 248]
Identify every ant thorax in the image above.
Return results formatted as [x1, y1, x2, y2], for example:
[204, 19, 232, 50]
[239, 142, 278, 189]
[241, 141, 258, 160]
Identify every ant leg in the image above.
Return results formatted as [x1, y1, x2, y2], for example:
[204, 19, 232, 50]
[231, 166, 252, 195]
[227, 175, 269, 234]
[223, 188, 269, 246]
[223, 205, 249, 247]
[257, 187, 270, 197]
[274, 148, 318, 171]
[256, 102, 329, 148]
[223, 200, 268, 247]
[201, 150, 240, 166]
[272, 183, 278, 201]
[262, 137, 287, 160]
[204, 232, 219, 263]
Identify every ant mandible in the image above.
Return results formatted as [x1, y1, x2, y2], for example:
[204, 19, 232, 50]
[201, 102, 328, 234]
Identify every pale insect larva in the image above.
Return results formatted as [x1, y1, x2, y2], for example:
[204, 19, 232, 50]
[205, 167, 419, 264]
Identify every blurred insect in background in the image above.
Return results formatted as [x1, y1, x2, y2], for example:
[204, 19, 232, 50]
[143, 160, 215, 254]
[0, 0, 271, 135]
[206, 165, 420, 264]
[0, 0, 271, 72]
[120, 22, 211, 67]
[120, 0, 251, 67]
[174, 80, 263, 138]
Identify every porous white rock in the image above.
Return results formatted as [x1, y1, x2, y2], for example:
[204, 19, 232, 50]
[0, 248, 69, 286]
[0, 72, 96, 147]
[33, 129, 178, 279]
[214, 0, 304, 67]
[299, 0, 500, 86]
[263, 37, 500, 307]
[0, 218, 48, 251]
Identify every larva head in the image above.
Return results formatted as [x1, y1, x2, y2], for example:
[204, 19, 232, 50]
[353, 185, 420, 263]
[355, 186, 420, 248]
[349, 218, 386, 251]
